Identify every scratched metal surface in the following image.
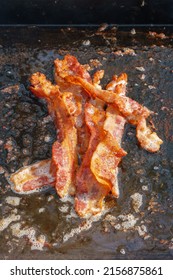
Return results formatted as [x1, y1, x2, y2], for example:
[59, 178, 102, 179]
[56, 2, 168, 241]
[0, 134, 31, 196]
[0, 26, 173, 259]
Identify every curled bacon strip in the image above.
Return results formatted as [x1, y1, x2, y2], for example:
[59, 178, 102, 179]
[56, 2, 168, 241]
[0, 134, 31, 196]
[137, 117, 163, 152]
[103, 108, 126, 197]
[75, 103, 109, 216]
[55, 56, 91, 160]
[30, 73, 78, 197]
[91, 73, 128, 198]
[90, 131, 126, 196]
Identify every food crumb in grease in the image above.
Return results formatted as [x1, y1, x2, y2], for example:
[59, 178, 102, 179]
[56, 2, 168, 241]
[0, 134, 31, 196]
[38, 208, 45, 213]
[140, 74, 146, 80]
[136, 66, 145, 72]
[10, 223, 46, 251]
[5, 196, 21, 206]
[131, 28, 136, 35]
[130, 193, 143, 213]
[0, 165, 5, 174]
[142, 185, 149, 191]
[120, 248, 126, 255]
[0, 214, 20, 232]
[82, 40, 91, 46]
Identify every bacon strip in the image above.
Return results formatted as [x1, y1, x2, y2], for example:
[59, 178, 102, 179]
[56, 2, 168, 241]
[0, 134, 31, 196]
[90, 130, 126, 194]
[91, 74, 127, 198]
[54, 54, 92, 83]
[30, 72, 60, 99]
[75, 103, 110, 217]
[55, 56, 90, 160]
[137, 117, 163, 152]
[10, 159, 55, 193]
[30, 73, 78, 197]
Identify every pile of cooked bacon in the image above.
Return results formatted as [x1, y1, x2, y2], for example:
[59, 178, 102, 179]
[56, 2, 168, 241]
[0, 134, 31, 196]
[10, 55, 163, 217]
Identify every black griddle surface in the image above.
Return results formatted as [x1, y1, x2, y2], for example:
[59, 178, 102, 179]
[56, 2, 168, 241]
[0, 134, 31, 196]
[0, 26, 173, 260]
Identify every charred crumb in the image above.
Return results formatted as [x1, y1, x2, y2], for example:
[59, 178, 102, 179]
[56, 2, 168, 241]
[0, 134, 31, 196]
[148, 31, 168, 40]
[113, 48, 136, 56]
[82, 40, 91, 47]
[89, 59, 102, 69]
[0, 166, 5, 175]
[131, 28, 136, 35]
[97, 23, 109, 33]
[130, 193, 145, 213]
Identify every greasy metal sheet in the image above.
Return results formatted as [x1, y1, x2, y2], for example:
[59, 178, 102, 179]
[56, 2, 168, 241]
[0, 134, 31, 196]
[0, 26, 173, 259]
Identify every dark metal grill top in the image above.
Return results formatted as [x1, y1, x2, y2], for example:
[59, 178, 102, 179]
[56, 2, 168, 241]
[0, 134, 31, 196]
[0, 0, 173, 25]
[0, 26, 173, 259]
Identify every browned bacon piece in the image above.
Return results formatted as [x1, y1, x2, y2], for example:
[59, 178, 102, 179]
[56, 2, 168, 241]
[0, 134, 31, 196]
[54, 56, 90, 160]
[30, 72, 60, 100]
[10, 159, 55, 193]
[54, 54, 92, 83]
[30, 73, 78, 197]
[137, 117, 163, 152]
[106, 74, 163, 153]
[90, 130, 127, 196]
[91, 73, 127, 197]
[75, 103, 110, 217]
